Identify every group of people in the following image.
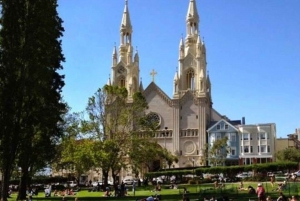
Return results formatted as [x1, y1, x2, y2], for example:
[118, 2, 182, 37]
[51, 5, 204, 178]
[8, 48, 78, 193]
[255, 183, 297, 201]
[203, 196, 229, 201]
[136, 194, 161, 201]
[213, 180, 225, 189]
[53, 189, 77, 197]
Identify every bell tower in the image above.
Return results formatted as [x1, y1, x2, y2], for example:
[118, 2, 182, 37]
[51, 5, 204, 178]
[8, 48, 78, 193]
[172, 0, 213, 161]
[110, 0, 140, 102]
[174, 0, 210, 99]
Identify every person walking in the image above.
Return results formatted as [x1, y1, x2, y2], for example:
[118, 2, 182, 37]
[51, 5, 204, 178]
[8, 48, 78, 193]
[270, 175, 275, 187]
[132, 180, 136, 196]
[256, 183, 266, 201]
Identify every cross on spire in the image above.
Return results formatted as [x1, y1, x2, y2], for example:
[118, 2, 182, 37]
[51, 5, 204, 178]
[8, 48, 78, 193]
[150, 69, 157, 82]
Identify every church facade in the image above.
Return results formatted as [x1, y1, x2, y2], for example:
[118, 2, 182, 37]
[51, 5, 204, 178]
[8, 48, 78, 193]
[108, 0, 226, 170]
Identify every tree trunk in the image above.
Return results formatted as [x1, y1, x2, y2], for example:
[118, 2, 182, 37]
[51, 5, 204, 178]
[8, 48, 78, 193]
[102, 170, 109, 187]
[1, 167, 12, 201]
[17, 166, 29, 201]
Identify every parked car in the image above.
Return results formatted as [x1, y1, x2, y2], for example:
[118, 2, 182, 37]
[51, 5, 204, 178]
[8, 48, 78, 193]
[236, 173, 251, 179]
[67, 181, 77, 188]
[123, 177, 134, 185]
[152, 177, 163, 185]
[92, 181, 102, 187]
[293, 170, 300, 177]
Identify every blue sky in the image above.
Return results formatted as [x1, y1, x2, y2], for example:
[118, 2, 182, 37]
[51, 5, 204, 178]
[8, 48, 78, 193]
[57, 0, 300, 138]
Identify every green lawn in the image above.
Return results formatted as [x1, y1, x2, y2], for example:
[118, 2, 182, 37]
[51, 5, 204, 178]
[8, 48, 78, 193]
[8, 181, 300, 201]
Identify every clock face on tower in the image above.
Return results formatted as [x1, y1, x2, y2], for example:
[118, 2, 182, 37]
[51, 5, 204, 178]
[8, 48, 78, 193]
[117, 66, 125, 74]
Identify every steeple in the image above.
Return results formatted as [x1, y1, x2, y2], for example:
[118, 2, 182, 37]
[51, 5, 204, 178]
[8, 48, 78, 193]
[112, 45, 117, 65]
[186, 0, 199, 36]
[176, 0, 210, 99]
[107, 75, 111, 86]
[111, 0, 140, 102]
[139, 78, 144, 92]
[179, 37, 185, 60]
[120, 0, 132, 45]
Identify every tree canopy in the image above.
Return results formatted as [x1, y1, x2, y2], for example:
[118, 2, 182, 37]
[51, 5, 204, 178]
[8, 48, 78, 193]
[0, 0, 66, 200]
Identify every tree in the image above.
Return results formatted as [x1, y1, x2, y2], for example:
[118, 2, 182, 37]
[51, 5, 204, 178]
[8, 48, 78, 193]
[276, 147, 300, 166]
[0, 0, 66, 200]
[53, 111, 95, 185]
[83, 85, 160, 184]
[206, 136, 229, 166]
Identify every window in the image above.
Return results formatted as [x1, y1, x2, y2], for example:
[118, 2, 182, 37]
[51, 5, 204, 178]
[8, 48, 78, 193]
[186, 69, 194, 90]
[217, 125, 220, 130]
[118, 76, 125, 87]
[231, 147, 236, 156]
[216, 133, 221, 140]
[260, 145, 266, 153]
[241, 146, 243, 153]
[260, 132, 266, 140]
[231, 133, 236, 142]
[146, 112, 160, 127]
[268, 146, 270, 153]
[225, 124, 229, 129]
[243, 133, 249, 140]
[250, 146, 253, 153]
[244, 146, 249, 153]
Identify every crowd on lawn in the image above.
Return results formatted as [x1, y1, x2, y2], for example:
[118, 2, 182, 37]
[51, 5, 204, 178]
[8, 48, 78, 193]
[235, 181, 298, 201]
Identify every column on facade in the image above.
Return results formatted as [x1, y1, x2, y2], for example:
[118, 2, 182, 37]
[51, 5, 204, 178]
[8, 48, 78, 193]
[172, 100, 180, 156]
[258, 130, 261, 155]
[198, 98, 206, 160]
[241, 132, 244, 155]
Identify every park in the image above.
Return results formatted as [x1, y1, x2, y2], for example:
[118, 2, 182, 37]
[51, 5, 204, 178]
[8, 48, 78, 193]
[7, 179, 300, 201]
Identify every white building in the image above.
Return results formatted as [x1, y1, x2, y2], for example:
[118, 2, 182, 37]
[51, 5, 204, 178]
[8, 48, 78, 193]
[238, 123, 276, 165]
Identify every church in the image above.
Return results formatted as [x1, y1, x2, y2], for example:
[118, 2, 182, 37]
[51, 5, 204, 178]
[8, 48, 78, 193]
[107, 0, 228, 170]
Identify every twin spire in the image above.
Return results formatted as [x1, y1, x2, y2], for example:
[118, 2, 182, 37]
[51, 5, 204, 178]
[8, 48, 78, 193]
[186, 0, 199, 22]
[120, 0, 132, 37]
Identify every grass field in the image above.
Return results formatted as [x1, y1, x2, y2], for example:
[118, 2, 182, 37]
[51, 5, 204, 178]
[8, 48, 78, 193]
[7, 181, 300, 201]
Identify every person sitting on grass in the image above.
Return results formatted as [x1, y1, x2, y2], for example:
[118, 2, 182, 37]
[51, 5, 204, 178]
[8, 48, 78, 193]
[290, 195, 298, 201]
[103, 189, 111, 197]
[277, 192, 287, 201]
[274, 180, 287, 191]
[213, 180, 219, 189]
[248, 185, 256, 194]
[237, 181, 244, 190]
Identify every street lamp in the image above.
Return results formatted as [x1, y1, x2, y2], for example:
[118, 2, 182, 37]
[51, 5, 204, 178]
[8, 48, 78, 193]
[164, 127, 168, 149]
[192, 157, 195, 178]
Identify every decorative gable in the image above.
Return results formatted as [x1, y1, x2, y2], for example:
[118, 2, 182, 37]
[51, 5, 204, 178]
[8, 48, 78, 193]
[143, 82, 172, 107]
[207, 119, 239, 133]
[183, 53, 196, 68]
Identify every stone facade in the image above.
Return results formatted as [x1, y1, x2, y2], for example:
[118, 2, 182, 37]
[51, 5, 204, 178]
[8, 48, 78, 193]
[107, 0, 225, 171]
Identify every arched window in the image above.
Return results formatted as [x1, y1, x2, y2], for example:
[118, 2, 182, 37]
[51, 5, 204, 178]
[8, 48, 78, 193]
[186, 69, 194, 90]
[118, 76, 125, 87]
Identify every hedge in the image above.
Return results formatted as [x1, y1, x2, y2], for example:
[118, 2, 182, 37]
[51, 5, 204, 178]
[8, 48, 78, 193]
[145, 161, 298, 178]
